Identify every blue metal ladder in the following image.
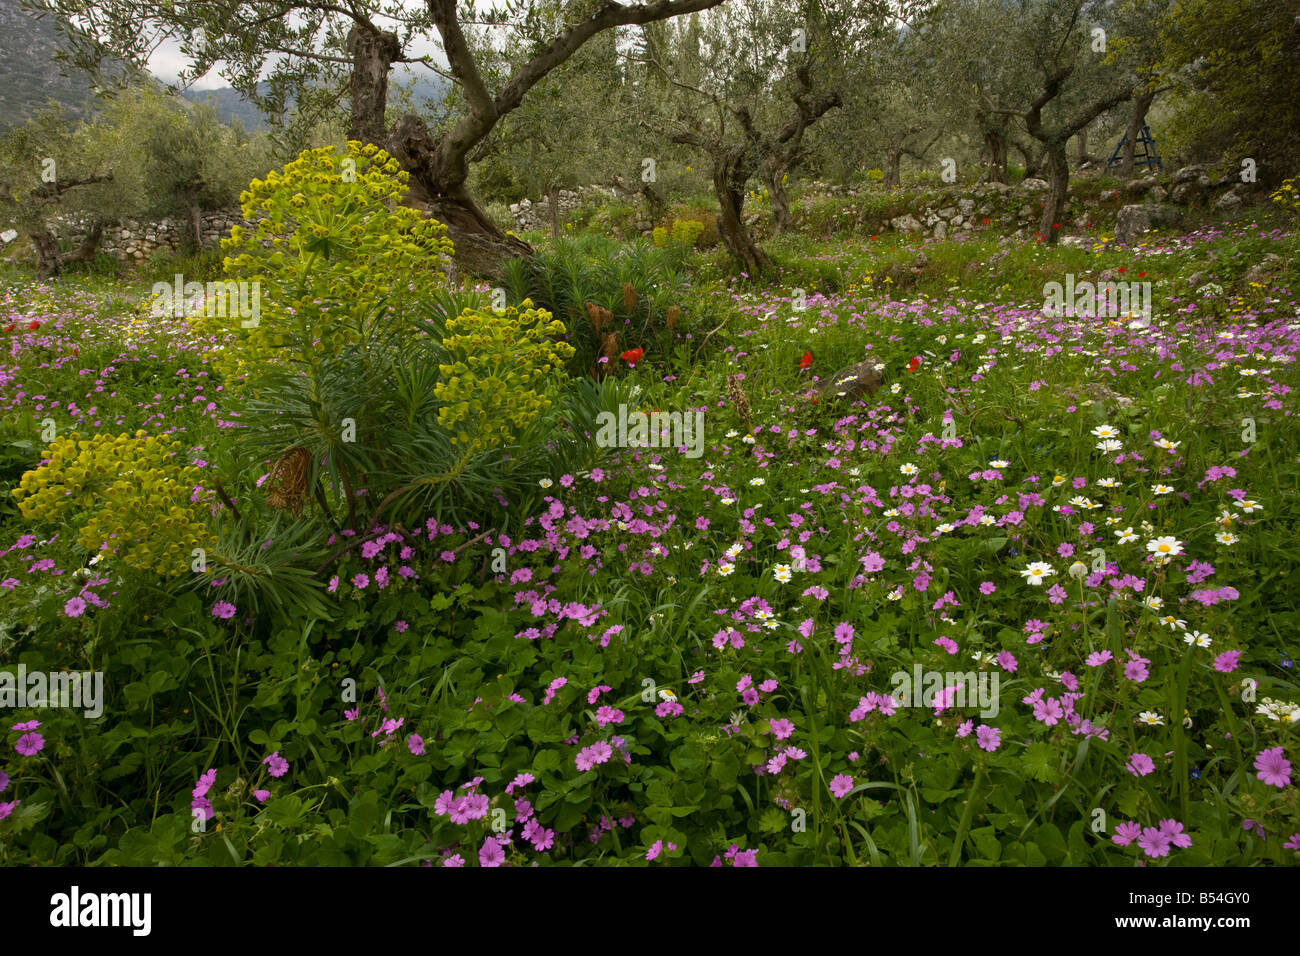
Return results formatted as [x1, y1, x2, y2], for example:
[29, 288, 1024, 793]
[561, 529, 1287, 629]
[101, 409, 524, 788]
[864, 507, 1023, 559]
[1107, 124, 1162, 172]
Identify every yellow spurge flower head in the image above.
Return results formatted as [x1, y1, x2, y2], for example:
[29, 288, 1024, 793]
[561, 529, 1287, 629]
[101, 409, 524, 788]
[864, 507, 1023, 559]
[13, 432, 214, 577]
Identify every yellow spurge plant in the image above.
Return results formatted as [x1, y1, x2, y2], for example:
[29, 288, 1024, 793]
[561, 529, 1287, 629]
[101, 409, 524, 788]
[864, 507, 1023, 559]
[12, 432, 214, 577]
[670, 219, 705, 246]
[434, 300, 576, 457]
[1269, 177, 1299, 215]
[193, 141, 456, 383]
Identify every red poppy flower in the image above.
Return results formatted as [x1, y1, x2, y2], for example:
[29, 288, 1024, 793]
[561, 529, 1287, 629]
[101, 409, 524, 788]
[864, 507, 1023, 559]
[2, 324, 13, 333]
[982, 218, 991, 224]
[1137, 271, 1146, 278]
[1117, 267, 1126, 274]
[621, 348, 644, 367]
[799, 350, 813, 370]
[27, 320, 40, 331]
[907, 356, 921, 373]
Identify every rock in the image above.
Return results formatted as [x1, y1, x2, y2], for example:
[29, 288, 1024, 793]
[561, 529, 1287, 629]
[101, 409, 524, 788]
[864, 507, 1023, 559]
[1186, 271, 1205, 290]
[958, 198, 975, 215]
[952, 216, 964, 228]
[1171, 164, 1208, 185]
[1060, 236, 1090, 248]
[1214, 188, 1243, 212]
[933, 220, 948, 240]
[1243, 253, 1284, 285]
[938, 206, 957, 219]
[1018, 178, 1050, 192]
[1115, 203, 1182, 245]
[890, 213, 922, 234]
[1099, 189, 1120, 202]
[1018, 204, 1033, 218]
[1150, 186, 1168, 201]
[815, 360, 883, 407]
[913, 252, 930, 269]
[1123, 176, 1160, 197]
[1171, 175, 1210, 203]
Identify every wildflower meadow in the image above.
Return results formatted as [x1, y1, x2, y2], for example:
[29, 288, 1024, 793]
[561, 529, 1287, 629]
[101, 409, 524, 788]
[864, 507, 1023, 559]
[0, 0, 1296, 919]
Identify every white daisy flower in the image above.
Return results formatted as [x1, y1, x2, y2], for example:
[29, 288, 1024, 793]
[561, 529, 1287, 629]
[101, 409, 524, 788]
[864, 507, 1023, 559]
[1146, 536, 1183, 559]
[1019, 561, 1055, 586]
[1137, 711, 1165, 726]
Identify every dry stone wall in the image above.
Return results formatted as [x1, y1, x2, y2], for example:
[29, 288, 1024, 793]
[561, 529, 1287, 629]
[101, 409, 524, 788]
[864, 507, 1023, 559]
[48, 208, 250, 263]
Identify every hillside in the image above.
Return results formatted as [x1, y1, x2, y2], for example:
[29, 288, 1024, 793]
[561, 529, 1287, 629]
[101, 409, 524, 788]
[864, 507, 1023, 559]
[0, 0, 105, 125]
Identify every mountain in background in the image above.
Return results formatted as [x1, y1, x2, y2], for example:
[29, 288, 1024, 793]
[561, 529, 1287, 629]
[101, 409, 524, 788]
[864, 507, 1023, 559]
[0, 0, 119, 125]
[179, 70, 448, 133]
[0, 0, 446, 132]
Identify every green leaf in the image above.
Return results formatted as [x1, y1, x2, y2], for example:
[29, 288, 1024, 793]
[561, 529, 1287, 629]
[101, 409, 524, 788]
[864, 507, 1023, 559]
[1022, 742, 1060, 783]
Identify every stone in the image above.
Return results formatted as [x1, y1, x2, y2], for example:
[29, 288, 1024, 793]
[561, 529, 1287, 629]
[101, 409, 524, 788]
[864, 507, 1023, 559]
[1214, 189, 1243, 212]
[815, 360, 883, 407]
[1171, 175, 1209, 203]
[1243, 253, 1284, 286]
[933, 220, 948, 240]
[938, 206, 957, 219]
[1171, 164, 1208, 185]
[958, 198, 975, 215]
[1123, 176, 1160, 197]
[1018, 178, 1050, 192]
[890, 213, 922, 234]
[1099, 189, 1119, 202]
[1115, 203, 1182, 245]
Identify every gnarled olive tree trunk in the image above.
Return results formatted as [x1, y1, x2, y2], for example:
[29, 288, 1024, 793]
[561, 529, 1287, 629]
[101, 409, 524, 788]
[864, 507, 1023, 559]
[344, 0, 728, 278]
